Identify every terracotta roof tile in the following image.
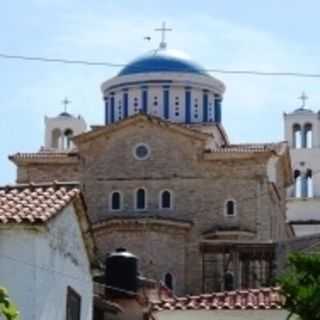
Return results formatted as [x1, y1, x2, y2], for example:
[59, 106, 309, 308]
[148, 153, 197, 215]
[209, 143, 285, 153]
[0, 182, 80, 224]
[151, 287, 284, 312]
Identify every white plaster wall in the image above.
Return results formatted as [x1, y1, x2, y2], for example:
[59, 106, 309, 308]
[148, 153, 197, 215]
[0, 205, 93, 320]
[154, 310, 290, 320]
[191, 89, 203, 123]
[128, 88, 141, 116]
[114, 92, 124, 121]
[287, 198, 320, 221]
[148, 87, 163, 117]
[170, 86, 185, 123]
[208, 93, 216, 122]
[292, 224, 320, 236]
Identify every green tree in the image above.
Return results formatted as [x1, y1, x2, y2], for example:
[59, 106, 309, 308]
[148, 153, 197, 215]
[279, 252, 320, 320]
[0, 288, 19, 320]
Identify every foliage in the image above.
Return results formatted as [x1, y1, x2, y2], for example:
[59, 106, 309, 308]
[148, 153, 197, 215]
[278, 252, 320, 320]
[0, 288, 19, 320]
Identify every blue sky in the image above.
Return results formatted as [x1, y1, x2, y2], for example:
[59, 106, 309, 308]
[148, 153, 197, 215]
[1, 0, 320, 184]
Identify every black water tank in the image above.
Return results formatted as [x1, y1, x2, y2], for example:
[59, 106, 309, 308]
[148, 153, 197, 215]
[105, 248, 138, 297]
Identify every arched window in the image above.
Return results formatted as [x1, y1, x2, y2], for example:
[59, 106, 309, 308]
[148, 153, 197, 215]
[64, 128, 74, 149]
[304, 123, 313, 149]
[224, 271, 234, 291]
[294, 170, 302, 198]
[306, 169, 313, 198]
[110, 191, 121, 211]
[160, 190, 172, 209]
[136, 188, 146, 210]
[293, 124, 302, 149]
[225, 200, 236, 216]
[164, 273, 174, 291]
[51, 128, 61, 149]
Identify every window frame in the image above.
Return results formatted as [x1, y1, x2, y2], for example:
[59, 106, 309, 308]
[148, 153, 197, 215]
[159, 189, 174, 210]
[163, 272, 175, 292]
[132, 143, 151, 161]
[134, 187, 147, 211]
[224, 199, 237, 217]
[109, 191, 122, 211]
[66, 286, 81, 320]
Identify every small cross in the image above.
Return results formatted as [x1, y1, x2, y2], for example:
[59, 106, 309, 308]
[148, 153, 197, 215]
[298, 92, 308, 109]
[155, 22, 172, 49]
[62, 97, 71, 112]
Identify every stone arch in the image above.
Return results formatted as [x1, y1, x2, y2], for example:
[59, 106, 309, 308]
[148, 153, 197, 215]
[135, 188, 147, 210]
[159, 190, 173, 209]
[110, 191, 122, 211]
[224, 199, 237, 216]
[64, 128, 74, 149]
[292, 123, 302, 149]
[306, 169, 313, 198]
[294, 169, 302, 198]
[303, 123, 313, 149]
[51, 128, 61, 149]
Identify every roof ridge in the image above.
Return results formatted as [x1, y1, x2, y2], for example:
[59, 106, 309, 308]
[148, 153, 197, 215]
[0, 181, 80, 190]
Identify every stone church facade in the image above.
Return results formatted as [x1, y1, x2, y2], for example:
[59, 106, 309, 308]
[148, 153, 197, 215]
[9, 39, 293, 295]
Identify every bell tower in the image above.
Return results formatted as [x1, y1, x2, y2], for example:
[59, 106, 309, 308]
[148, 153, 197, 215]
[44, 98, 87, 151]
[284, 92, 320, 236]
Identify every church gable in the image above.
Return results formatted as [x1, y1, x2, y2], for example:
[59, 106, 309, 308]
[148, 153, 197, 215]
[78, 115, 208, 181]
[73, 113, 210, 146]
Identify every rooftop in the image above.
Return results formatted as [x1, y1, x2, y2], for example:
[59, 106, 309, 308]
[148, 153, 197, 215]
[0, 182, 80, 224]
[151, 287, 284, 312]
[118, 48, 209, 77]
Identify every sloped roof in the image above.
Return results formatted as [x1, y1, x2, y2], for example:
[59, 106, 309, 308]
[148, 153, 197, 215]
[0, 181, 97, 265]
[208, 143, 286, 153]
[9, 151, 79, 164]
[151, 287, 284, 312]
[0, 182, 81, 224]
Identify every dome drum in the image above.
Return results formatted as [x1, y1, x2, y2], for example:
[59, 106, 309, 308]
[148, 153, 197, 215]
[101, 48, 226, 126]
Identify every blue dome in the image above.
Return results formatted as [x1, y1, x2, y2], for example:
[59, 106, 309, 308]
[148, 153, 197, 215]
[118, 49, 208, 76]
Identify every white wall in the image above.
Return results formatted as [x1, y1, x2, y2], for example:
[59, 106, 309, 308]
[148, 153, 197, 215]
[0, 205, 93, 320]
[154, 310, 290, 320]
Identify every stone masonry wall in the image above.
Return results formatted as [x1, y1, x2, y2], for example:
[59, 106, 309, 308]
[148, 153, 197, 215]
[75, 120, 288, 294]
[16, 163, 80, 183]
[94, 222, 188, 296]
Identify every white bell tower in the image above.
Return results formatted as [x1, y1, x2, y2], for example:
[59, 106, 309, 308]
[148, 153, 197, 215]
[44, 98, 87, 151]
[284, 92, 320, 236]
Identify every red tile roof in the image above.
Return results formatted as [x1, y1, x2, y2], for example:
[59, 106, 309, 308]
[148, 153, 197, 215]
[209, 143, 285, 153]
[0, 182, 80, 224]
[9, 151, 79, 164]
[151, 287, 284, 312]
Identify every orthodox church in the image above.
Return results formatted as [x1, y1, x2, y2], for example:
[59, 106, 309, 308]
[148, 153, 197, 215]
[9, 26, 293, 295]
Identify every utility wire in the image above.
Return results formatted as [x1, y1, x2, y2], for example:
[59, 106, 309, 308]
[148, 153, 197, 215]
[1, 52, 320, 78]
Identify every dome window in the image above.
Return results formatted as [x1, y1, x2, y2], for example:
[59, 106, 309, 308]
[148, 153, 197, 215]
[133, 143, 151, 160]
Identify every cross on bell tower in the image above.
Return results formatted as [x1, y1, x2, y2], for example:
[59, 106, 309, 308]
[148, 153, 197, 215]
[62, 97, 71, 113]
[155, 22, 172, 49]
[298, 91, 308, 109]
